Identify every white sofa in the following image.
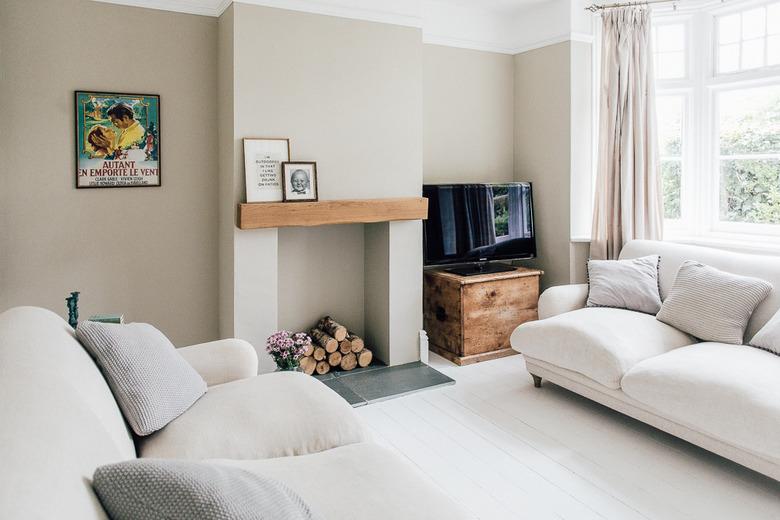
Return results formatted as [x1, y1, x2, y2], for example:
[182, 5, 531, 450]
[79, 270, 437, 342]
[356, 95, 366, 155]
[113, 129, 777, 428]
[0, 306, 470, 519]
[510, 240, 780, 481]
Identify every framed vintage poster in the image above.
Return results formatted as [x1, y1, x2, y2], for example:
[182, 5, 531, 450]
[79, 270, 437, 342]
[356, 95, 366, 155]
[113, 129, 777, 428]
[282, 162, 318, 202]
[243, 138, 291, 203]
[75, 91, 161, 188]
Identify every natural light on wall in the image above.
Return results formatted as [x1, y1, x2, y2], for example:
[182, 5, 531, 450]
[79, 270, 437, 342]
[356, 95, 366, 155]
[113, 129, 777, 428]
[653, 0, 780, 251]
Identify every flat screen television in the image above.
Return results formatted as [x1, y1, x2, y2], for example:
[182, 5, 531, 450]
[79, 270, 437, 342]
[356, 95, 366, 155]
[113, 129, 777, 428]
[423, 183, 536, 276]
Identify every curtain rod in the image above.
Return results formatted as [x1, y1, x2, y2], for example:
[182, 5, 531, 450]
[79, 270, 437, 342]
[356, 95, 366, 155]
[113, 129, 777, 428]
[584, 0, 680, 12]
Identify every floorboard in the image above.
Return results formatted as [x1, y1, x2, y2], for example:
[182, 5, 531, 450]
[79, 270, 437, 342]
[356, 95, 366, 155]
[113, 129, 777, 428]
[356, 353, 780, 520]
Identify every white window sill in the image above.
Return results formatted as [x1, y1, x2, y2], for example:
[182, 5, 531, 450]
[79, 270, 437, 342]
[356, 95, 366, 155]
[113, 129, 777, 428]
[666, 236, 780, 256]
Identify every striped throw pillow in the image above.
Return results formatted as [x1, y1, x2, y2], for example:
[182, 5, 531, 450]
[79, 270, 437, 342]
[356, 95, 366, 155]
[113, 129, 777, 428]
[656, 261, 772, 345]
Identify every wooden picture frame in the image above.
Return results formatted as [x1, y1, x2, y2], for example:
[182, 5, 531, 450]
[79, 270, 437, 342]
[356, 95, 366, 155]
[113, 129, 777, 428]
[75, 91, 161, 188]
[243, 137, 291, 202]
[282, 162, 318, 202]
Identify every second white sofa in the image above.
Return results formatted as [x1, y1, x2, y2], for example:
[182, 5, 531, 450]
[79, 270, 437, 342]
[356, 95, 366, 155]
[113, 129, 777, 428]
[510, 240, 780, 481]
[0, 306, 471, 519]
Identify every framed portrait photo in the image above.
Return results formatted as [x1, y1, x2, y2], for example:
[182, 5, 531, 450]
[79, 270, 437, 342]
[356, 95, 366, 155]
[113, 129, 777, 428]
[243, 138, 291, 203]
[282, 162, 318, 202]
[75, 91, 161, 188]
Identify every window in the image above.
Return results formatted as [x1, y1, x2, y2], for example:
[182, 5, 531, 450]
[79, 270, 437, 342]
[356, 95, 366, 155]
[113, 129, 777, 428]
[717, 84, 780, 225]
[653, 1, 780, 245]
[716, 4, 780, 73]
[656, 95, 685, 219]
[653, 23, 687, 79]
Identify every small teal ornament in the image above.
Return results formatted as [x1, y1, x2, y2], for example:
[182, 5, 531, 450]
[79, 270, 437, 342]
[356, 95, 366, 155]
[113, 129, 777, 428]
[66, 291, 80, 329]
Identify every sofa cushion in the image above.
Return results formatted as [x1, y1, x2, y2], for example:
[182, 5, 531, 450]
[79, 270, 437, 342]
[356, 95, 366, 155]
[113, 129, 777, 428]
[655, 261, 772, 345]
[510, 307, 696, 389]
[622, 343, 780, 462]
[93, 459, 320, 520]
[620, 240, 780, 339]
[213, 443, 472, 520]
[587, 255, 662, 314]
[750, 308, 780, 356]
[139, 372, 369, 460]
[76, 320, 207, 436]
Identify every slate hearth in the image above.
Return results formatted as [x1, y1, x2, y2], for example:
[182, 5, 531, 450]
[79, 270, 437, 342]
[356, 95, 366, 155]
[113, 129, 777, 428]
[314, 362, 454, 407]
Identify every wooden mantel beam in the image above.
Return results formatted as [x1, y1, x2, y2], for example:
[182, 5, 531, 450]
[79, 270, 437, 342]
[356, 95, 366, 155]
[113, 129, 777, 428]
[238, 197, 428, 229]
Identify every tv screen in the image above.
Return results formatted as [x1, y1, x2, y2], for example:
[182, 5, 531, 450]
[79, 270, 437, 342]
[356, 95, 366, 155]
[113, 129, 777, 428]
[423, 183, 536, 266]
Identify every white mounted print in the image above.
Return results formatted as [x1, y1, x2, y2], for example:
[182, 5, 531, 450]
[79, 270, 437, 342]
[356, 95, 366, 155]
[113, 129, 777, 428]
[243, 138, 290, 202]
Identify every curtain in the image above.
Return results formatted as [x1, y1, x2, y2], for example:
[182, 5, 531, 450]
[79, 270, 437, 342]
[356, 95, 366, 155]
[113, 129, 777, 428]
[591, 7, 663, 260]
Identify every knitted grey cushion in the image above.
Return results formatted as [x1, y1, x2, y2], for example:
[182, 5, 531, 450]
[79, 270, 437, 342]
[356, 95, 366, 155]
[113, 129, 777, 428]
[93, 459, 320, 520]
[587, 255, 662, 314]
[76, 321, 207, 436]
[656, 260, 772, 344]
[750, 309, 780, 355]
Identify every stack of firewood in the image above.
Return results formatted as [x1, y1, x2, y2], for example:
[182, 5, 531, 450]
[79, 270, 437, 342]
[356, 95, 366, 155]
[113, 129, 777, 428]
[299, 316, 373, 376]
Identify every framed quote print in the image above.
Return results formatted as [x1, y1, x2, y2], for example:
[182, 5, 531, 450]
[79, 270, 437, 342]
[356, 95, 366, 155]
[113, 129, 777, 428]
[75, 91, 161, 188]
[243, 138, 291, 202]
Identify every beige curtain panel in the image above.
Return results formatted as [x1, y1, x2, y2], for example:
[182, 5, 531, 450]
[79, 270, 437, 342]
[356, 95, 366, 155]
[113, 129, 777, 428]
[591, 7, 663, 260]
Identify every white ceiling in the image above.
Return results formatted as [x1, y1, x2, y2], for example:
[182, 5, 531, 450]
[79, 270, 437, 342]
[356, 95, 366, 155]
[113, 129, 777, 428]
[430, 0, 551, 15]
[92, 0, 589, 54]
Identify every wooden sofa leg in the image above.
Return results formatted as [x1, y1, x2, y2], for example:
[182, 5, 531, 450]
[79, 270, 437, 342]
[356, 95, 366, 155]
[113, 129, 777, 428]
[531, 374, 542, 388]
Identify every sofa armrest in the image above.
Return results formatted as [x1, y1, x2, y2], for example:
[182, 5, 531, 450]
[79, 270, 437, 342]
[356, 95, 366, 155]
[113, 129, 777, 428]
[538, 284, 589, 320]
[178, 339, 258, 387]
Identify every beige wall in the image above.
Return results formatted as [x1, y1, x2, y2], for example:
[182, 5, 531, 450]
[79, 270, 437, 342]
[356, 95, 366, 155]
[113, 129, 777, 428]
[513, 42, 572, 288]
[220, 4, 423, 369]
[423, 44, 515, 184]
[0, 0, 218, 346]
[513, 41, 594, 287]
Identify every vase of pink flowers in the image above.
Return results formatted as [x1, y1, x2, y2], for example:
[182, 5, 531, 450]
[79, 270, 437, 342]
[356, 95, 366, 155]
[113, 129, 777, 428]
[266, 330, 311, 372]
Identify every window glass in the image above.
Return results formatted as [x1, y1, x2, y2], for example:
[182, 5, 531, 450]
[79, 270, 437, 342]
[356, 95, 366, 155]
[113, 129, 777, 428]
[653, 23, 686, 79]
[657, 95, 684, 219]
[718, 85, 780, 225]
[717, 2, 780, 73]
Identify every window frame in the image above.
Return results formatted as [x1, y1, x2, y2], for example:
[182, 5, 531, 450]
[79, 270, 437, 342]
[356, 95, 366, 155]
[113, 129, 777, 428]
[654, 1, 780, 245]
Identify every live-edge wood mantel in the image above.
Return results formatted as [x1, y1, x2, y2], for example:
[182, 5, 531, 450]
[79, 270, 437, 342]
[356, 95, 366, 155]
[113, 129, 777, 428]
[238, 197, 428, 229]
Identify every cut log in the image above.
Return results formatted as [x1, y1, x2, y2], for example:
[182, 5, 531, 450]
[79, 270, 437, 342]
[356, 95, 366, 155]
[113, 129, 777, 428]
[340, 352, 357, 371]
[303, 342, 314, 357]
[357, 348, 372, 368]
[315, 360, 331, 375]
[327, 351, 342, 367]
[300, 356, 316, 375]
[313, 346, 326, 361]
[338, 339, 352, 354]
[310, 328, 338, 353]
[348, 333, 364, 353]
[318, 316, 348, 342]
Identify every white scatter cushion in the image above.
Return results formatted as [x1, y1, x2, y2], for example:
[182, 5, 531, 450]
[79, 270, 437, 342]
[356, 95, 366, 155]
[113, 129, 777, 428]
[76, 321, 207, 436]
[93, 459, 320, 520]
[750, 308, 780, 355]
[656, 261, 772, 345]
[587, 255, 662, 314]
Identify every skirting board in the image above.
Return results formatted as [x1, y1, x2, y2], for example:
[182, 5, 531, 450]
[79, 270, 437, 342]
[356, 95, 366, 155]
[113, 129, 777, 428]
[524, 357, 780, 482]
[429, 344, 518, 366]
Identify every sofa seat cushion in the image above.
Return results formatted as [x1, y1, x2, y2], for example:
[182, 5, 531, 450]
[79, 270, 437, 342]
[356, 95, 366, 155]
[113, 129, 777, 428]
[510, 307, 696, 389]
[138, 372, 369, 460]
[213, 443, 473, 520]
[622, 343, 780, 462]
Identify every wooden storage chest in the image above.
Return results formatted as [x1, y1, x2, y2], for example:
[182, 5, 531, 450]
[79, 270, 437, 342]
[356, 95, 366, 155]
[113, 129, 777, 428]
[423, 266, 543, 365]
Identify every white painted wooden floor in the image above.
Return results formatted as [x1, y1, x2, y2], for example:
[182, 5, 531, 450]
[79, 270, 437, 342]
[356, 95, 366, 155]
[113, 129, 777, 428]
[356, 353, 780, 520]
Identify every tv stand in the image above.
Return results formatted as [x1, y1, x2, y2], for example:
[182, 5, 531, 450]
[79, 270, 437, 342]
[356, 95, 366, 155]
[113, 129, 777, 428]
[445, 261, 516, 277]
[423, 266, 544, 365]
